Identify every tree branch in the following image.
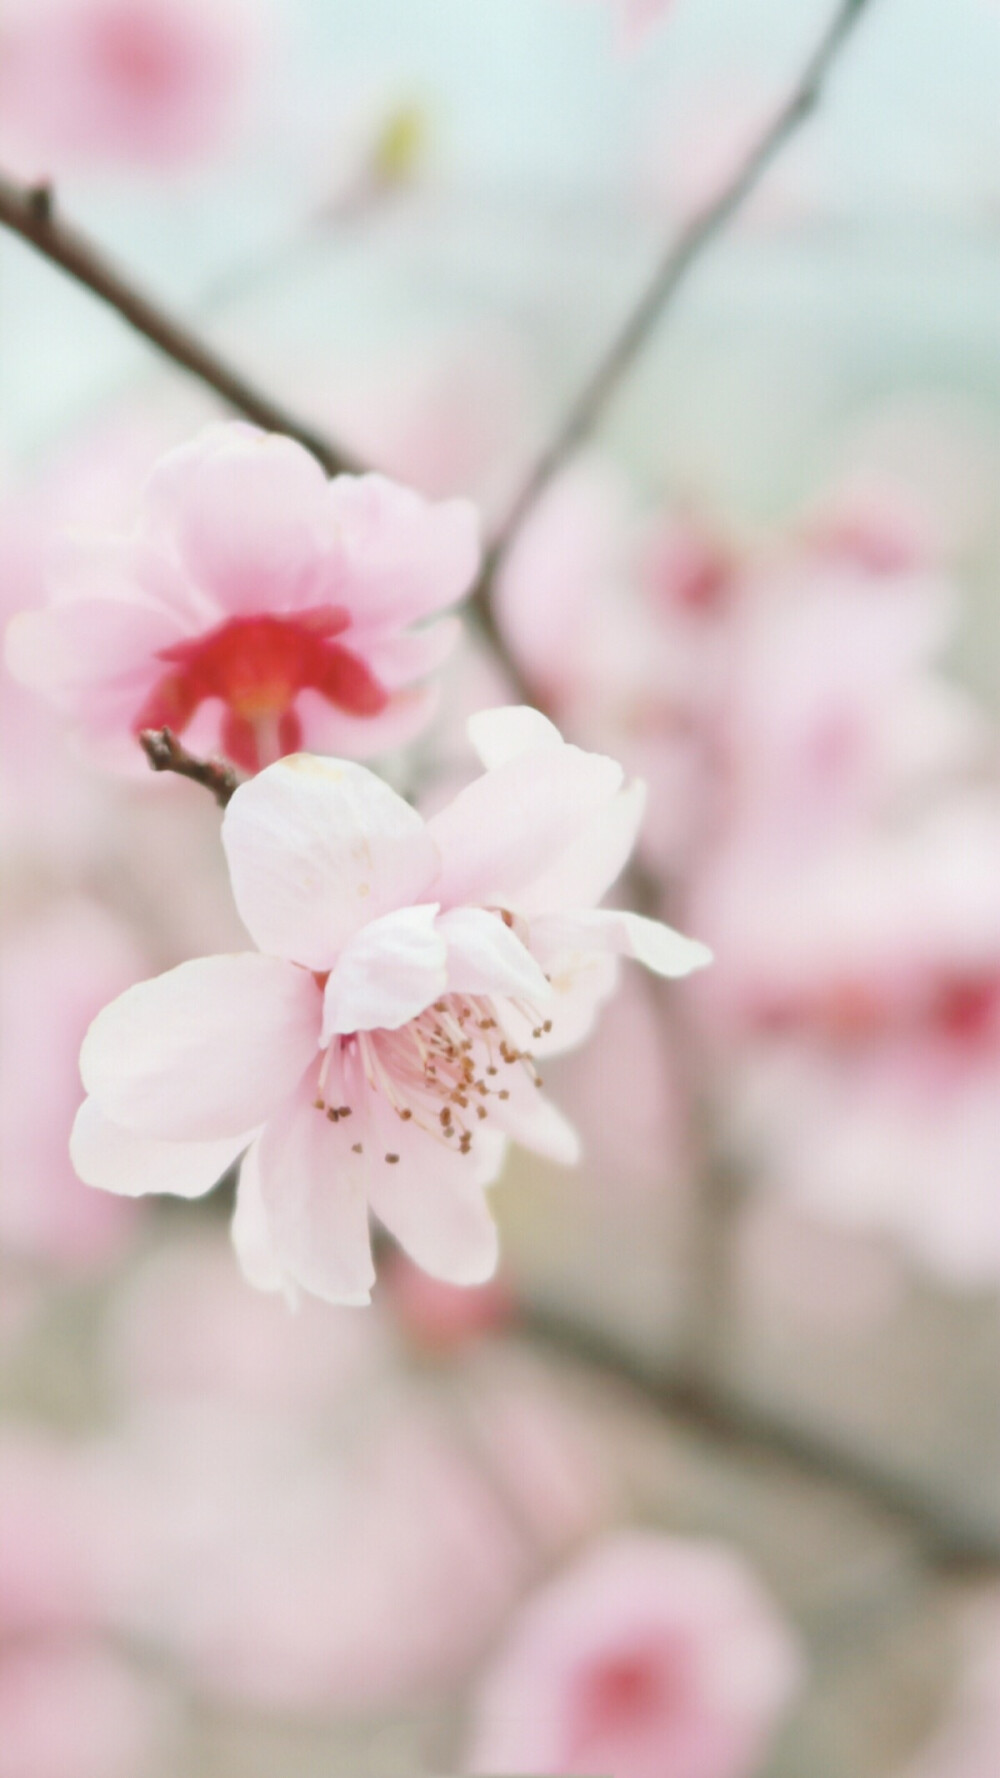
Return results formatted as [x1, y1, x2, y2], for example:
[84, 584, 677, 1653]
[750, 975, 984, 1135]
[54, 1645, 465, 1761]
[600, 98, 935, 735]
[0, 171, 357, 478]
[478, 0, 874, 591]
[139, 727, 240, 807]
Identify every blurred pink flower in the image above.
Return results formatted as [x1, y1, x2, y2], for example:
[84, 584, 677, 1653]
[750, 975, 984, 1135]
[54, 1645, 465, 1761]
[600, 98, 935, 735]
[573, 0, 674, 45]
[466, 1532, 803, 1778]
[0, 901, 145, 1273]
[0, 1645, 170, 1778]
[5, 422, 479, 775]
[70, 707, 710, 1303]
[0, 0, 261, 176]
[695, 796, 1000, 1283]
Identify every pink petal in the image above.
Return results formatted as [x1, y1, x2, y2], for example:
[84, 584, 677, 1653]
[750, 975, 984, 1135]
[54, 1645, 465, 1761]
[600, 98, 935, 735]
[438, 907, 553, 1002]
[427, 745, 623, 910]
[531, 909, 713, 978]
[141, 424, 333, 615]
[321, 904, 447, 1041]
[367, 1103, 506, 1285]
[515, 779, 648, 917]
[230, 1139, 293, 1297]
[351, 616, 461, 690]
[489, 1077, 582, 1165]
[222, 755, 440, 969]
[294, 681, 443, 760]
[71, 1098, 248, 1198]
[325, 474, 480, 626]
[255, 1071, 375, 1306]
[4, 594, 181, 713]
[80, 953, 320, 1140]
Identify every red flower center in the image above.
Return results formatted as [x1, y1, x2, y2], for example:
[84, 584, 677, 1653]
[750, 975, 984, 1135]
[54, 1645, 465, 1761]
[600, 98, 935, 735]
[133, 606, 388, 772]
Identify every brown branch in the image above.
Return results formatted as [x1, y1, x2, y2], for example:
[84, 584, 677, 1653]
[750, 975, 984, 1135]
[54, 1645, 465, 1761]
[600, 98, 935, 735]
[0, 172, 357, 477]
[477, 0, 874, 598]
[139, 727, 240, 808]
[522, 1302, 1000, 1571]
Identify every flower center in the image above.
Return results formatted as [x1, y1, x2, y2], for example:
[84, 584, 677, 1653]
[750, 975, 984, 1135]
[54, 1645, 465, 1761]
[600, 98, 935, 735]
[92, 6, 196, 99]
[133, 607, 388, 771]
[312, 992, 552, 1165]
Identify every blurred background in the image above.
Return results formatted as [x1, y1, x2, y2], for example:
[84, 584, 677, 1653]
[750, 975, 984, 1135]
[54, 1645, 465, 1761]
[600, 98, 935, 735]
[1, 1, 999, 1774]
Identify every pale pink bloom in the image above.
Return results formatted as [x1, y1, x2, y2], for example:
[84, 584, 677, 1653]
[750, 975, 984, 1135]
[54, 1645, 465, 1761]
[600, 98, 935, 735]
[0, 901, 145, 1273]
[695, 796, 1000, 1283]
[5, 422, 479, 775]
[466, 1533, 803, 1778]
[71, 707, 710, 1303]
[0, 1646, 171, 1778]
[0, 0, 261, 176]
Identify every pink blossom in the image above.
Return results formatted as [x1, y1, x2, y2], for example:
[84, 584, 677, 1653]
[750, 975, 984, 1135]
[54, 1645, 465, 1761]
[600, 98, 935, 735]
[5, 422, 479, 776]
[466, 1532, 803, 1778]
[572, 0, 674, 46]
[0, 1645, 171, 1778]
[0, 0, 261, 176]
[70, 707, 710, 1303]
[0, 901, 145, 1273]
[694, 796, 1000, 1283]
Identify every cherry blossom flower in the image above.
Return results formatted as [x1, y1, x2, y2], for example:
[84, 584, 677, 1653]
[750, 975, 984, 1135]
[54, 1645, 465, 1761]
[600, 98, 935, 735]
[465, 1532, 803, 1778]
[70, 707, 710, 1303]
[0, 0, 261, 176]
[5, 422, 479, 776]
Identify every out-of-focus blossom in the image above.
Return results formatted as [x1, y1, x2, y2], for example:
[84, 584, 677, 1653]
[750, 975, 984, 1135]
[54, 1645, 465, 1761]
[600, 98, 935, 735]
[466, 1532, 803, 1778]
[382, 1251, 515, 1352]
[0, 1646, 171, 1778]
[0, 900, 145, 1273]
[899, 1595, 1000, 1778]
[5, 422, 479, 775]
[696, 796, 1000, 1284]
[71, 707, 710, 1303]
[0, 0, 262, 176]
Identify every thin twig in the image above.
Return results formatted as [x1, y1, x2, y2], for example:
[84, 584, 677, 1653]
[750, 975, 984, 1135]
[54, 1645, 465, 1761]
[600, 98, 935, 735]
[0, 171, 357, 477]
[478, 0, 874, 596]
[139, 727, 240, 808]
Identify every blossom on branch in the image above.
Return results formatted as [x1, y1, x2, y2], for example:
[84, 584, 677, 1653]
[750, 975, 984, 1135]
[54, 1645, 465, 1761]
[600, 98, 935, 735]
[5, 423, 478, 775]
[70, 707, 710, 1304]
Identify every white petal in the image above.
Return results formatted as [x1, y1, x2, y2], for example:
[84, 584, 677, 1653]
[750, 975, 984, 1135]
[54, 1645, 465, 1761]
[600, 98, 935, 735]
[222, 755, 440, 969]
[428, 744, 623, 910]
[256, 1072, 375, 1306]
[516, 780, 648, 917]
[467, 705, 563, 769]
[437, 907, 553, 1002]
[489, 1079, 582, 1165]
[530, 908, 713, 978]
[321, 904, 447, 1041]
[80, 954, 320, 1141]
[70, 1098, 249, 1199]
[368, 1125, 506, 1287]
[230, 1141, 295, 1299]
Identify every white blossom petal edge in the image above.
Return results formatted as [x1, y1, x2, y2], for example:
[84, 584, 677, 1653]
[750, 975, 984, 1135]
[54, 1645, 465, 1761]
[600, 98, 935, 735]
[71, 707, 711, 1304]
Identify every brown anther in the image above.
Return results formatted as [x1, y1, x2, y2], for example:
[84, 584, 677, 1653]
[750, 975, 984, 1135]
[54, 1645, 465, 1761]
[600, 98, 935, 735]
[439, 1107, 452, 1126]
[385, 1153, 400, 1164]
[398, 1108, 413, 1120]
[476, 1105, 487, 1120]
[487, 1066, 498, 1076]
[543, 1020, 553, 1033]
[352, 1142, 363, 1154]
[337, 1106, 351, 1119]
[500, 909, 514, 928]
[498, 1089, 510, 1101]
[313, 1097, 325, 1111]
[326, 1107, 340, 1122]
